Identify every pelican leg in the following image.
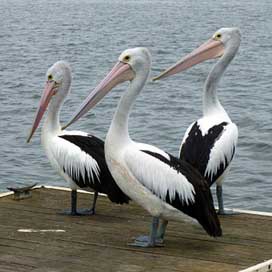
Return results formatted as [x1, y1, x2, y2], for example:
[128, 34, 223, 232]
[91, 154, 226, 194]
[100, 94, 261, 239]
[71, 189, 78, 215]
[90, 191, 98, 214]
[217, 185, 237, 215]
[77, 191, 98, 215]
[130, 217, 162, 247]
[59, 190, 99, 216]
[157, 219, 168, 241]
[58, 189, 81, 216]
[216, 184, 224, 214]
[135, 219, 168, 244]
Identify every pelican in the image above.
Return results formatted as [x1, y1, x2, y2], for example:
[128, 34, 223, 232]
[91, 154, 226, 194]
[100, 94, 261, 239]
[27, 61, 129, 215]
[63, 48, 222, 247]
[153, 28, 240, 215]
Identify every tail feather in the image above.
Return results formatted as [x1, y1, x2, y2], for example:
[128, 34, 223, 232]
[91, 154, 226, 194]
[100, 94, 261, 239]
[197, 199, 222, 237]
[170, 161, 222, 237]
[181, 162, 222, 237]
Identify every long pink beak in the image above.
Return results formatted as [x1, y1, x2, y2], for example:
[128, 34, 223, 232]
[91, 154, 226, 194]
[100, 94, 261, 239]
[27, 81, 56, 143]
[63, 61, 134, 130]
[153, 39, 224, 81]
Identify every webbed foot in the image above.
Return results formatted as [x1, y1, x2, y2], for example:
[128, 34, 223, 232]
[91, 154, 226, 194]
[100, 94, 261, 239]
[134, 235, 164, 245]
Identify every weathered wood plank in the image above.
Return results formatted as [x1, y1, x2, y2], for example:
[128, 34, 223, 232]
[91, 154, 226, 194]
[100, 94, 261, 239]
[0, 239, 242, 272]
[0, 187, 271, 272]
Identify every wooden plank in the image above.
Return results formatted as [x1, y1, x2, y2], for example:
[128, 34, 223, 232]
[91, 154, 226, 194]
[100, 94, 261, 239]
[0, 238, 242, 272]
[35, 186, 272, 217]
[0, 187, 271, 272]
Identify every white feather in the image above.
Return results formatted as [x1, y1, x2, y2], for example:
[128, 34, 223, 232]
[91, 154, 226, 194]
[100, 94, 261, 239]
[197, 113, 231, 136]
[43, 130, 101, 185]
[180, 112, 238, 184]
[180, 122, 195, 155]
[205, 122, 238, 179]
[124, 143, 195, 205]
[135, 142, 170, 161]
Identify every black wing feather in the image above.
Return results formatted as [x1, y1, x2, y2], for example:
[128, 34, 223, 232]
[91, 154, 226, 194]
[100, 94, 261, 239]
[59, 134, 130, 204]
[180, 121, 234, 186]
[142, 150, 222, 237]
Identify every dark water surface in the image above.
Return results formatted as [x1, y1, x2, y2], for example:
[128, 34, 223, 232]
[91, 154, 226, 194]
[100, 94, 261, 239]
[0, 0, 271, 212]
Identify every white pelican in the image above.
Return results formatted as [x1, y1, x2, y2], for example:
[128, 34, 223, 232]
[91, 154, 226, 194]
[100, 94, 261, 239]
[153, 28, 240, 215]
[27, 61, 129, 215]
[63, 48, 222, 247]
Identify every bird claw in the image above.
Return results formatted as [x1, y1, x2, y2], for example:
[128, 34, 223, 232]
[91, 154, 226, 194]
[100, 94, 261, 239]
[128, 235, 164, 248]
[58, 208, 95, 216]
[134, 235, 164, 245]
[76, 208, 96, 216]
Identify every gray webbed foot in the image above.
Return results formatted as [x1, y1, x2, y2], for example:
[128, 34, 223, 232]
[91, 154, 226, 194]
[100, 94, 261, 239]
[134, 235, 164, 245]
[58, 209, 82, 216]
[58, 190, 98, 216]
[128, 217, 163, 248]
[128, 239, 163, 248]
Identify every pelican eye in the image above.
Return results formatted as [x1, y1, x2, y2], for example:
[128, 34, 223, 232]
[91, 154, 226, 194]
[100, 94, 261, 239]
[124, 55, 130, 61]
[215, 33, 222, 39]
[48, 74, 53, 80]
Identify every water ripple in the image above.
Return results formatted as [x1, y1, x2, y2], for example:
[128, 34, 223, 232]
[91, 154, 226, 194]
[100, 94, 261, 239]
[0, 0, 271, 212]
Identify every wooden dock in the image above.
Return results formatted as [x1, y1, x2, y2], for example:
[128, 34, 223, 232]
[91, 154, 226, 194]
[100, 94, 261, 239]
[0, 186, 271, 272]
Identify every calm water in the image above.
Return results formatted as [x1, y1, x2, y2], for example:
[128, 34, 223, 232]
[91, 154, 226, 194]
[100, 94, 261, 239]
[0, 0, 271, 212]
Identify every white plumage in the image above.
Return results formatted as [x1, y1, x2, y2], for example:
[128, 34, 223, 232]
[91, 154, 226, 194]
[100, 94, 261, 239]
[204, 122, 238, 181]
[125, 144, 195, 204]
[42, 130, 101, 188]
[135, 143, 170, 161]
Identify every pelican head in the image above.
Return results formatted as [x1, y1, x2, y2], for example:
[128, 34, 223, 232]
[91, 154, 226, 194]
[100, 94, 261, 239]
[63, 47, 151, 129]
[119, 47, 152, 76]
[27, 61, 71, 142]
[153, 27, 241, 81]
